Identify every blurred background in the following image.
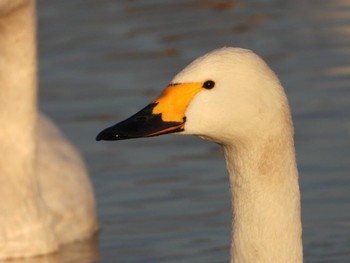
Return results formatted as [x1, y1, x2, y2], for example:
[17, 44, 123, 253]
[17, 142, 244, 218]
[23, 0, 350, 262]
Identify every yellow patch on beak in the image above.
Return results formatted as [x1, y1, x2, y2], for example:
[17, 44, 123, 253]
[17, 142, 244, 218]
[152, 83, 203, 122]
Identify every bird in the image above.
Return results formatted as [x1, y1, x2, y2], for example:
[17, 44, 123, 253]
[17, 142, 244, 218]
[97, 47, 303, 263]
[0, 0, 98, 259]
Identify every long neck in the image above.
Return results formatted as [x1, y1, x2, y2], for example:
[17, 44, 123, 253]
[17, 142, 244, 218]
[0, 0, 37, 182]
[223, 126, 303, 263]
[0, 0, 54, 243]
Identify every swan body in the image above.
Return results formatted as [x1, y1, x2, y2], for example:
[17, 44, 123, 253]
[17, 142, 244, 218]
[0, 0, 97, 259]
[97, 47, 303, 262]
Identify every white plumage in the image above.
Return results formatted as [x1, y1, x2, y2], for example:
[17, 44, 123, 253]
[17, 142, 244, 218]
[0, 0, 98, 259]
[176, 48, 303, 263]
[98, 47, 303, 263]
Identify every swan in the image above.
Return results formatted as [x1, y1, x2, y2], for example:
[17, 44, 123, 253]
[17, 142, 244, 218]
[96, 47, 303, 262]
[0, 0, 98, 259]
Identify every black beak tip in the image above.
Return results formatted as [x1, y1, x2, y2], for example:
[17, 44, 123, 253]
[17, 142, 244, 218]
[96, 125, 133, 141]
[96, 103, 185, 142]
[96, 132, 107, 141]
[95, 133, 102, 141]
[96, 127, 118, 141]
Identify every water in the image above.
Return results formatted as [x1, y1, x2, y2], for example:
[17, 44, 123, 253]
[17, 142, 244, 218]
[8, 0, 350, 262]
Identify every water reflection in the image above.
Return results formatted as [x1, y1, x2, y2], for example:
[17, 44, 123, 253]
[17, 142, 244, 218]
[0, 235, 99, 263]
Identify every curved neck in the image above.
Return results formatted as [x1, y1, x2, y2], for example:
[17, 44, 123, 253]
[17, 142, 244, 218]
[223, 128, 303, 263]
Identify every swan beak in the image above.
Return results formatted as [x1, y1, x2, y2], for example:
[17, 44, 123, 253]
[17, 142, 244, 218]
[96, 82, 203, 141]
[96, 102, 185, 141]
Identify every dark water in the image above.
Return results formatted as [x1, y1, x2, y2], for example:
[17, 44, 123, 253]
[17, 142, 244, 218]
[11, 0, 350, 262]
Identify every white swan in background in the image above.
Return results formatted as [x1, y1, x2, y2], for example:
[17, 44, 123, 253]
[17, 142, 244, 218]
[97, 47, 303, 262]
[0, 0, 98, 259]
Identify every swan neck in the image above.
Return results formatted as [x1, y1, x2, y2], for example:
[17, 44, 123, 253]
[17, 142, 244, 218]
[0, 0, 39, 200]
[223, 131, 303, 263]
[0, 0, 37, 113]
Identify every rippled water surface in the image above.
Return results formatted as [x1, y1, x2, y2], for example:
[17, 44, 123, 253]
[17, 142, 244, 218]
[12, 0, 350, 262]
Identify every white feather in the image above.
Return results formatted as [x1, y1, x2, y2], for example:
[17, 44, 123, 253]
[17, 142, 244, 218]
[174, 47, 303, 263]
[0, 1, 98, 259]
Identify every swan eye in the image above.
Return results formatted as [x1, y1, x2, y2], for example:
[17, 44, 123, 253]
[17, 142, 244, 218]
[202, 80, 215, 89]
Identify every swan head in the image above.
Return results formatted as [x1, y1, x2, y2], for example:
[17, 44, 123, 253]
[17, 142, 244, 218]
[97, 47, 291, 145]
